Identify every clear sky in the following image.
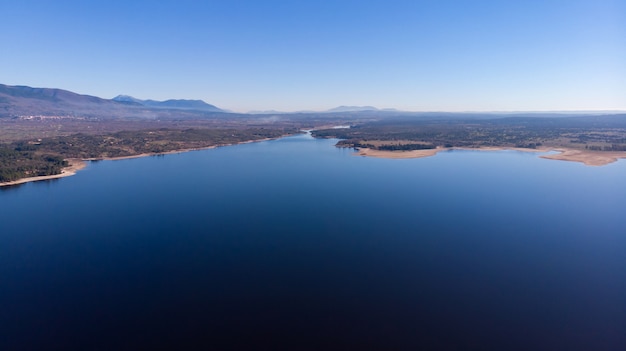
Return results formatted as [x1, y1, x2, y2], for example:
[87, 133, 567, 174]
[1, 0, 624, 112]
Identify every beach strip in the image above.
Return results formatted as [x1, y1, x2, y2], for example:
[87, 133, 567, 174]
[355, 147, 442, 159]
[539, 149, 626, 166]
[355, 147, 626, 166]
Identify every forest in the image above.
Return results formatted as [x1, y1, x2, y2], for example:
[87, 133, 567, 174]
[0, 145, 67, 182]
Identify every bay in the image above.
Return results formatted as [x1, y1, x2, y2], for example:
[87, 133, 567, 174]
[1, 133, 625, 350]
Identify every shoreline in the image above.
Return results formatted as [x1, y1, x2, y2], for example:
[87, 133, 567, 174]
[354, 146, 626, 166]
[0, 158, 87, 187]
[93, 136, 285, 162]
[538, 149, 626, 166]
[0, 136, 286, 187]
[4, 136, 623, 187]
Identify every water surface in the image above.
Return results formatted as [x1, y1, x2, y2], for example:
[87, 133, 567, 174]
[1, 134, 625, 350]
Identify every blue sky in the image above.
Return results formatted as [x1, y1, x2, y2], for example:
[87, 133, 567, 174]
[1, 0, 624, 112]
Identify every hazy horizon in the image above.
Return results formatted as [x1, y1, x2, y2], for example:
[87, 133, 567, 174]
[4, 82, 626, 115]
[2, 0, 624, 112]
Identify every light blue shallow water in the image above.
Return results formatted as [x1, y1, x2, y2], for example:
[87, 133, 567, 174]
[1, 133, 625, 350]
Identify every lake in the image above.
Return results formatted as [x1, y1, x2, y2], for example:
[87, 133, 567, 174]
[1, 133, 625, 350]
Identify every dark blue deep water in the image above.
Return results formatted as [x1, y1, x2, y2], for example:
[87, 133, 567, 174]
[1, 134, 625, 350]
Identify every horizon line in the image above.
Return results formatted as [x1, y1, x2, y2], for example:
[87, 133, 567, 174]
[2, 82, 625, 115]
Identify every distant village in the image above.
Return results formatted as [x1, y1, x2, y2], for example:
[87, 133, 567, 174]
[18, 115, 85, 120]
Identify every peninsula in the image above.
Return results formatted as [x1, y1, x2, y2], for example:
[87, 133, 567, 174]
[311, 115, 626, 166]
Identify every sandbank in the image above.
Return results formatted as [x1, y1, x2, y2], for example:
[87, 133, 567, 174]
[354, 146, 626, 166]
[540, 149, 626, 166]
[355, 147, 442, 159]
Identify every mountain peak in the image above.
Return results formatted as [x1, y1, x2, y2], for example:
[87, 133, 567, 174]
[327, 105, 378, 113]
[112, 95, 143, 104]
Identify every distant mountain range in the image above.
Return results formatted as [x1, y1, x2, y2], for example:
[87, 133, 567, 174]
[1, 83, 392, 119]
[2, 83, 623, 120]
[112, 95, 223, 112]
[0, 84, 226, 119]
[0, 84, 120, 107]
[325, 105, 379, 112]
[248, 106, 391, 114]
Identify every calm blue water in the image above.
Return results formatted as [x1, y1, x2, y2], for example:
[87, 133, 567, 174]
[1, 133, 625, 350]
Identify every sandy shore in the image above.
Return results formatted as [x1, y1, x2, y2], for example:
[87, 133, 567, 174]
[355, 147, 626, 166]
[539, 149, 626, 166]
[355, 147, 442, 159]
[0, 159, 87, 187]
